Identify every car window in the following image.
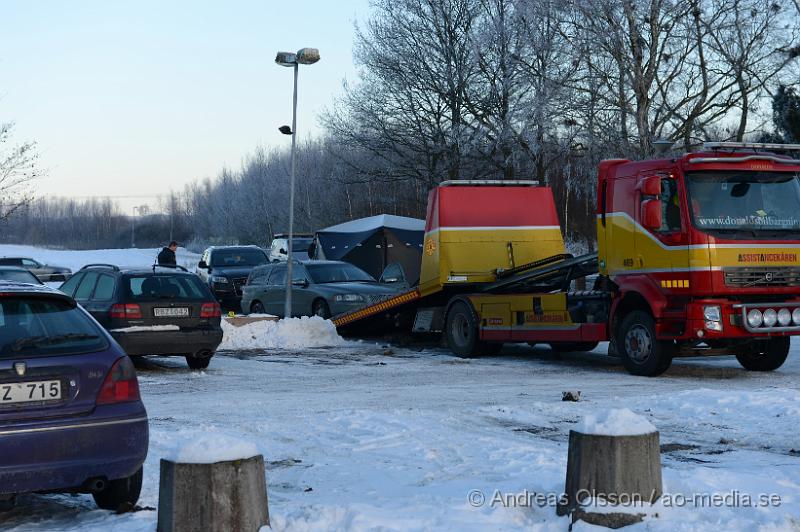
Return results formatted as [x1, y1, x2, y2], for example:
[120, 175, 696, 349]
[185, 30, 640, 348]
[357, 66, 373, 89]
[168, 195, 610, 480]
[291, 238, 313, 252]
[21, 259, 40, 268]
[126, 274, 210, 300]
[0, 270, 40, 284]
[93, 274, 116, 300]
[59, 273, 84, 296]
[248, 267, 271, 286]
[74, 272, 99, 300]
[0, 259, 23, 266]
[0, 296, 108, 358]
[380, 263, 406, 283]
[269, 266, 286, 285]
[306, 263, 376, 283]
[210, 249, 267, 267]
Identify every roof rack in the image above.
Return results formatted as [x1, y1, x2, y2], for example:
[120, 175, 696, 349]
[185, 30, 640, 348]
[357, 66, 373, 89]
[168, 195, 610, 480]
[703, 142, 800, 151]
[80, 263, 120, 271]
[152, 264, 189, 272]
[439, 180, 539, 187]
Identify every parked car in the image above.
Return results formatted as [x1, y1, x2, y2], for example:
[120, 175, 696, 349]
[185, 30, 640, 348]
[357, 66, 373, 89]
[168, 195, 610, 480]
[0, 257, 72, 282]
[241, 260, 402, 318]
[59, 264, 223, 369]
[0, 266, 43, 284]
[196, 246, 269, 305]
[0, 281, 148, 510]
[268, 233, 315, 262]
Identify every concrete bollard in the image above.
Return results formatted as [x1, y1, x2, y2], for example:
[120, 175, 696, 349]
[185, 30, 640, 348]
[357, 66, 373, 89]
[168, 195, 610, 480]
[157, 454, 269, 532]
[557, 409, 662, 527]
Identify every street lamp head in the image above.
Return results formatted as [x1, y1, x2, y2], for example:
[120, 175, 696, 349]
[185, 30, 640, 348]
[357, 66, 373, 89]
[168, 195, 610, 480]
[296, 48, 320, 65]
[279, 125, 293, 135]
[275, 51, 297, 66]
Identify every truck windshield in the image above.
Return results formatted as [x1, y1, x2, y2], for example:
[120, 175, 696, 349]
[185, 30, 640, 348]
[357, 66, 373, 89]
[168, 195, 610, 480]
[686, 171, 800, 234]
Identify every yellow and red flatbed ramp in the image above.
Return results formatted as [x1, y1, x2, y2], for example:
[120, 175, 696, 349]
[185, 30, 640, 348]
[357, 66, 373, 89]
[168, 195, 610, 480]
[333, 289, 422, 327]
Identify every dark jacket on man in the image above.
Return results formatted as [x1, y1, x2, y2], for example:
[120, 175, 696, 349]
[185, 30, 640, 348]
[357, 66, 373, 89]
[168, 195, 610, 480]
[157, 247, 177, 266]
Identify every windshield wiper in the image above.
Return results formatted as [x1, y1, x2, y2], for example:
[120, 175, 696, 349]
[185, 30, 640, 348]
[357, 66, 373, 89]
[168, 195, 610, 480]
[10, 333, 100, 352]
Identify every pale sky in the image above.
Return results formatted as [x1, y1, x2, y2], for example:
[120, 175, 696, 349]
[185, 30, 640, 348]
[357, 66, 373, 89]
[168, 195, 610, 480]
[0, 0, 369, 210]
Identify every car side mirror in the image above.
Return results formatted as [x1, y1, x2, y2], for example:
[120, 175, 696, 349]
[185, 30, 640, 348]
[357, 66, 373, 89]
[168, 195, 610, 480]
[383, 277, 399, 283]
[279, 248, 287, 255]
[641, 199, 662, 231]
[198, 260, 207, 269]
[638, 176, 662, 196]
[292, 279, 309, 288]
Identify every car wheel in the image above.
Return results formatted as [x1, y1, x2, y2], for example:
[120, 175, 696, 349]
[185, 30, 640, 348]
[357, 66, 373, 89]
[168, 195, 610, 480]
[186, 354, 212, 370]
[312, 299, 331, 319]
[250, 301, 266, 314]
[92, 467, 143, 511]
[618, 311, 672, 376]
[736, 337, 790, 371]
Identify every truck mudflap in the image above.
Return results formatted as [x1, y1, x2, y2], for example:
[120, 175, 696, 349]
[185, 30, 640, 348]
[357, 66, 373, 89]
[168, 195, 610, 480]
[333, 289, 422, 327]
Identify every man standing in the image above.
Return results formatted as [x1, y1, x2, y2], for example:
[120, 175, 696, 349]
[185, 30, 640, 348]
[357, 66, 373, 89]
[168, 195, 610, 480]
[157, 241, 178, 266]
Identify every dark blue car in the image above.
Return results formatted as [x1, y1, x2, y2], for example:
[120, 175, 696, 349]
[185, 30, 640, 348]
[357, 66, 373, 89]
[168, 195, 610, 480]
[0, 281, 148, 510]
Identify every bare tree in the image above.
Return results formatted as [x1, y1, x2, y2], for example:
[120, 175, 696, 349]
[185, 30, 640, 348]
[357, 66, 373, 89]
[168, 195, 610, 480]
[0, 122, 39, 221]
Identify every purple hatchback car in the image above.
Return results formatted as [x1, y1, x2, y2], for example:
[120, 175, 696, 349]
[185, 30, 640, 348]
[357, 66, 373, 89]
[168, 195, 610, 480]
[0, 281, 148, 510]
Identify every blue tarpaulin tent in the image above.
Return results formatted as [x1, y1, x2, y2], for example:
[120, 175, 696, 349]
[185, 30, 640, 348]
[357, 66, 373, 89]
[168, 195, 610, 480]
[314, 214, 424, 285]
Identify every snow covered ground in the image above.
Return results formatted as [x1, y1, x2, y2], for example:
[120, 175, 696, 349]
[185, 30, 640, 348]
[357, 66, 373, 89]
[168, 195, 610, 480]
[0, 244, 201, 273]
[1, 246, 799, 531]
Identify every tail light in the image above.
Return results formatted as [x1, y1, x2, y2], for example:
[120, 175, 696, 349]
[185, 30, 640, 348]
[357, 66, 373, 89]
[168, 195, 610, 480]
[97, 357, 140, 405]
[110, 303, 142, 319]
[200, 302, 221, 318]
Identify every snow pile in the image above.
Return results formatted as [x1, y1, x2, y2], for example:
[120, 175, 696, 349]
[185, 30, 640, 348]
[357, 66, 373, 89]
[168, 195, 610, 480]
[219, 316, 347, 350]
[110, 325, 180, 333]
[575, 408, 657, 436]
[164, 433, 260, 464]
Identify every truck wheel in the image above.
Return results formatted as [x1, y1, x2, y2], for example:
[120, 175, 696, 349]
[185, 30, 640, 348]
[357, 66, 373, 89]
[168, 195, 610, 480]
[549, 342, 599, 353]
[93, 467, 142, 511]
[618, 311, 672, 376]
[736, 337, 790, 371]
[445, 301, 500, 357]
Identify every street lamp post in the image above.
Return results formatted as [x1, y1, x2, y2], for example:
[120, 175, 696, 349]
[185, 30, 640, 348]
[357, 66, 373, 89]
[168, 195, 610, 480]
[275, 47, 320, 319]
[131, 206, 139, 248]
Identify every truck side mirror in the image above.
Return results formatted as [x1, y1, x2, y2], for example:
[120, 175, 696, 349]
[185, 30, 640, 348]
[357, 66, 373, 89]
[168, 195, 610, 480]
[198, 260, 207, 269]
[641, 199, 662, 231]
[639, 176, 662, 196]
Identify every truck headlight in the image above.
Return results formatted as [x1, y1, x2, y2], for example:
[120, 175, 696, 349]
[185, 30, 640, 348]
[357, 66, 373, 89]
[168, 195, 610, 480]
[747, 309, 763, 328]
[703, 305, 721, 322]
[777, 308, 792, 327]
[762, 308, 778, 327]
[211, 276, 229, 283]
[334, 294, 364, 302]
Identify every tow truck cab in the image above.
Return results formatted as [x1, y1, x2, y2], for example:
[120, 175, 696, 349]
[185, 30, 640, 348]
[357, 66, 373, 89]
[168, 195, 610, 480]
[598, 142, 800, 356]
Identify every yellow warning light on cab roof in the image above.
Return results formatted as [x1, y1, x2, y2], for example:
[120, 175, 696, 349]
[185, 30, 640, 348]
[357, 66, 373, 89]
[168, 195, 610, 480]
[660, 279, 690, 288]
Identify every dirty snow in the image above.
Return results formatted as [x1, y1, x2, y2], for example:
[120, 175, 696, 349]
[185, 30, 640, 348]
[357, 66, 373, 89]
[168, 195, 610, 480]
[575, 408, 657, 436]
[219, 315, 347, 350]
[2, 245, 800, 532]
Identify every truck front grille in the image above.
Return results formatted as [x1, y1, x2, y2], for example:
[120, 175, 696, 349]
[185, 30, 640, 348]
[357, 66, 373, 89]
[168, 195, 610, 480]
[724, 267, 800, 288]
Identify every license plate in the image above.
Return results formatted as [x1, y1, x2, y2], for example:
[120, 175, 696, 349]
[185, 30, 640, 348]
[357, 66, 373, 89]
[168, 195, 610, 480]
[154, 307, 189, 317]
[0, 380, 61, 404]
